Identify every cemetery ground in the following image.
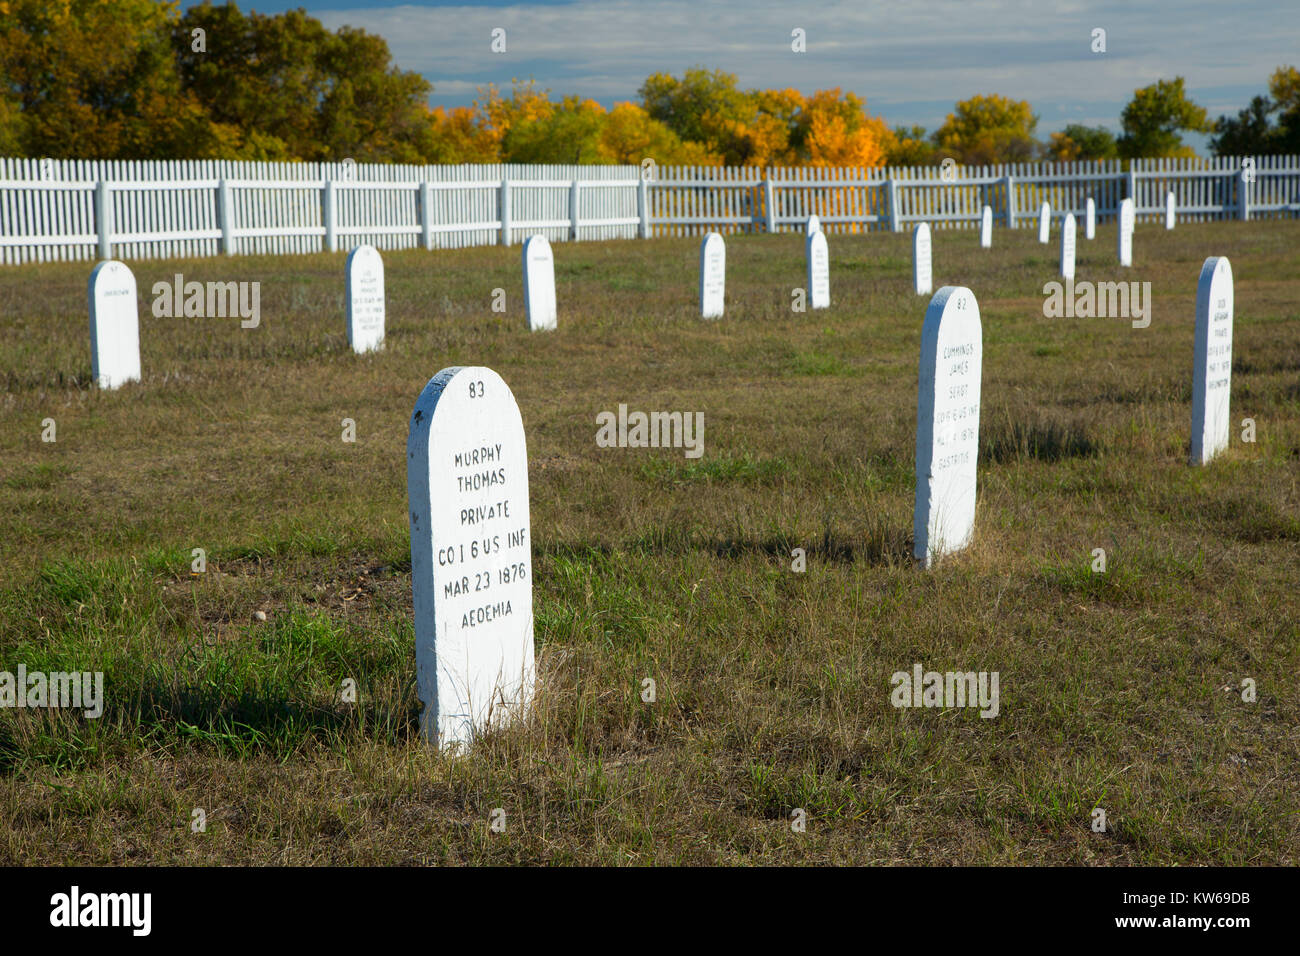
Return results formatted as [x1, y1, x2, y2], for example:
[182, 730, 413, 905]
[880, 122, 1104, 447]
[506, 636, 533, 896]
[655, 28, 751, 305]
[1, 220, 1297, 866]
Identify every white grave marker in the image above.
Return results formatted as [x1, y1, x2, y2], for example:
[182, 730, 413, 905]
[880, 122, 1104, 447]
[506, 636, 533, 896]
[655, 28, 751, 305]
[1059, 213, 1077, 280]
[1191, 257, 1233, 466]
[913, 222, 932, 296]
[407, 365, 535, 748]
[914, 286, 982, 568]
[980, 205, 992, 248]
[1038, 202, 1051, 243]
[1165, 192, 1176, 230]
[345, 244, 385, 353]
[806, 215, 821, 235]
[1085, 198, 1096, 240]
[1117, 198, 1134, 267]
[522, 235, 556, 331]
[807, 230, 829, 310]
[88, 260, 141, 390]
[699, 232, 726, 319]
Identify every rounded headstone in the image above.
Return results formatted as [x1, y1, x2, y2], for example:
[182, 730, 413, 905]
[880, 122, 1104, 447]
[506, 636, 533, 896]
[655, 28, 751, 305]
[699, 232, 726, 319]
[1059, 213, 1077, 280]
[88, 260, 141, 390]
[407, 366, 535, 748]
[980, 205, 993, 248]
[1191, 257, 1233, 466]
[522, 235, 556, 331]
[913, 223, 933, 296]
[1038, 202, 1051, 243]
[807, 230, 829, 310]
[914, 286, 982, 567]
[1117, 198, 1134, 267]
[346, 244, 385, 353]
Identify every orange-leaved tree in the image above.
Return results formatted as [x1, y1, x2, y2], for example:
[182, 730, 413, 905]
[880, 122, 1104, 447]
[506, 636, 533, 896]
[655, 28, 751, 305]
[798, 89, 892, 166]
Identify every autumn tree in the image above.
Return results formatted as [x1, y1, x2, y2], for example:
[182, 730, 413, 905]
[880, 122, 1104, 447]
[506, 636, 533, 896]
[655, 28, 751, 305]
[639, 68, 757, 164]
[639, 71, 893, 167]
[469, 79, 555, 158]
[793, 89, 890, 166]
[885, 126, 937, 166]
[1116, 77, 1209, 159]
[503, 96, 608, 163]
[596, 102, 720, 165]
[1048, 124, 1118, 160]
[0, 0, 213, 158]
[933, 94, 1041, 164]
[426, 106, 498, 163]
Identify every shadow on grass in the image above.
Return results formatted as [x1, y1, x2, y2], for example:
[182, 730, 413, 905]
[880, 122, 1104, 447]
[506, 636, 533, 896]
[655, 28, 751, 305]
[0, 686, 422, 774]
[540, 521, 914, 568]
[1204, 495, 1300, 543]
[711, 527, 914, 567]
[981, 418, 1099, 464]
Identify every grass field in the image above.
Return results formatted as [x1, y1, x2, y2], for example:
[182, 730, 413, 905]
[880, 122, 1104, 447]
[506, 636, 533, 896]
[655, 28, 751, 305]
[1, 219, 1297, 865]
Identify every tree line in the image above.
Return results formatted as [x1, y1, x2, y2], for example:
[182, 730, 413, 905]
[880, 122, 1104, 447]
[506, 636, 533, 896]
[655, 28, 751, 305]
[1, 0, 1295, 165]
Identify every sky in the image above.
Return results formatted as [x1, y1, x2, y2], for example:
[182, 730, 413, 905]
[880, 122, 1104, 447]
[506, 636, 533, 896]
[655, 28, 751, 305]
[182, 0, 1300, 154]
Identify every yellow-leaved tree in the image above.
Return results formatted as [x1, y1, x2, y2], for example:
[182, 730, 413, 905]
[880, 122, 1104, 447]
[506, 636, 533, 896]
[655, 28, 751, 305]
[597, 102, 721, 165]
[799, 89, 892, 167]
[933, 94, 1040, 164]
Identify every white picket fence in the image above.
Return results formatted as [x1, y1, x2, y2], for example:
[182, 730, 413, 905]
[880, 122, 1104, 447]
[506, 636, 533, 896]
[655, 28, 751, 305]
[0, 155, 1296, 264]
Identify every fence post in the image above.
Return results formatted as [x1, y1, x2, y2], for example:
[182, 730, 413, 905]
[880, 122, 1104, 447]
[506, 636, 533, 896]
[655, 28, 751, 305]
[499, 178, 511, 246]
[764, 178, 777, 233]
[887, 178, 900, 232]
[217, 178, 234, 255]
[322, 178, 338, 253]
[1127, 168, 1138, 220]
[569, 179, 580, 241]
[420, 182, 435, 250]
[95, 180, 113, 259]
[1003, 175, 1016, 229]
[637, 177, 649, 239]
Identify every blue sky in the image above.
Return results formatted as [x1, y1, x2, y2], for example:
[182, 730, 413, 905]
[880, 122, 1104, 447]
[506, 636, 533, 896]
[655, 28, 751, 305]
[182, 0, 1300, 153]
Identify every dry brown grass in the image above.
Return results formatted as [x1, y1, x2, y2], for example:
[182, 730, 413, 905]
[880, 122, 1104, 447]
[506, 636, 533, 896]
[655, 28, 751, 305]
[0, 219, 1297, 864]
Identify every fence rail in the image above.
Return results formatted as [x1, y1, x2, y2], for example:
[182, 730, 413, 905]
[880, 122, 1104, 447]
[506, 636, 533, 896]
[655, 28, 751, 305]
[0, 155, 1297, 264]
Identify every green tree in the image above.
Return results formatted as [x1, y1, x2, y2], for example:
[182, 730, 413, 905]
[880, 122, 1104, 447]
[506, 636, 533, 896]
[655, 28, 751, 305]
[503, 97, 609, 163]
[174, 1, 434, 161]
[0, 0, 212, 158]
[885, 125, 937, 165]
[639, 67, 756, 164]
[1049, 124, 1118, 160]
[1273, 65, 1300, 153]
[1210, 67, 1300, 155]
[932, 94, 1041, 164]
[1211, 96, 1278, 155]
[1116, 77, 1209, 159]
[316, 26, 437, 162]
